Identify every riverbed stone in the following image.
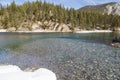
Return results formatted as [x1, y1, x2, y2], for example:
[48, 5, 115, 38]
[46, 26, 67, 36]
[0, 38, 120, 80]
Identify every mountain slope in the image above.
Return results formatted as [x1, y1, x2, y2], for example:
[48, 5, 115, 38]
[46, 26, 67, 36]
[79, 2, 120, 15]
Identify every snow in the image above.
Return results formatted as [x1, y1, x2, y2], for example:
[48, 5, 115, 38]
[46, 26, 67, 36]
[75, 30, 112, 33]
[0, 65, 57, 80]
[0, 29, 6, 32]
[0, 29, 113, 33]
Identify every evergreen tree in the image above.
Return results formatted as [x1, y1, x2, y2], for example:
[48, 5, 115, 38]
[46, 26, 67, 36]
[0, 0, 119, 31]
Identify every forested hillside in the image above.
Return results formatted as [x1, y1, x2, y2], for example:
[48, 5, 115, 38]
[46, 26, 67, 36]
[0, 1, 120, 32]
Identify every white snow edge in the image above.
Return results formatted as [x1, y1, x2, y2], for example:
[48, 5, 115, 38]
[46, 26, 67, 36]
[0, 29, 114, 33]
[0, 29, 7, 32]
[0, 65, 57, 80]
[75, 30, 112, 33]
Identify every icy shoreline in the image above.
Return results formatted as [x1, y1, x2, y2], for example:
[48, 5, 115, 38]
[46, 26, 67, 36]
[0, 65, 56, 80]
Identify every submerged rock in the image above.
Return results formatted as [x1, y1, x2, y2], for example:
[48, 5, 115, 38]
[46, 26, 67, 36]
[111, 37, 120, 48]
[0, 38, 120, 80]
[111, 43, 120, 48]
[112, 37, 120, 43]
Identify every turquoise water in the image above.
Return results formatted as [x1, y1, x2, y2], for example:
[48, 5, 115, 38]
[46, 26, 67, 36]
[0, 32, 120, 80]
[0, 32, 116, 48]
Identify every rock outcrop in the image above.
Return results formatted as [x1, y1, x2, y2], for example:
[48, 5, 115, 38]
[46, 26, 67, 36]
[7, 27, 16, 32]
[2, 21, 72, 32]
[105, 2, 120, 15]
[31, 21, 72, 32]
[79, 2, 120, 15]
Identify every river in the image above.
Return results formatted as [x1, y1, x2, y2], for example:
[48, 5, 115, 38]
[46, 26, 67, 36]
[0, 32, 120, 80]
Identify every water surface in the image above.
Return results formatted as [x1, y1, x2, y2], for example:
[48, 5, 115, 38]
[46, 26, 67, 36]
[0, 32, 120, 80]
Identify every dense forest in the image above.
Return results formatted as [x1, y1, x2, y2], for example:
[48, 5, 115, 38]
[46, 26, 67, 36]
[0, 0, 120, 31]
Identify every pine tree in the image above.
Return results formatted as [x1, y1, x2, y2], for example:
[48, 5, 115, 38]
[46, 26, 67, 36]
[0, 0, 120, 31]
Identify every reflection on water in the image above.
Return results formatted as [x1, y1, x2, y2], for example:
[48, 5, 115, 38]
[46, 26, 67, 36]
[0, 32, 120, 80]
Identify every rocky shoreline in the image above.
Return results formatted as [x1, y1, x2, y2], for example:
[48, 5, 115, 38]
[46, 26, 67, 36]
[1, 21, 119, 33]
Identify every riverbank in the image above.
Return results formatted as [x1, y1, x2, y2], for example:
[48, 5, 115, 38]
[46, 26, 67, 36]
[0, 29, 68, 33]
[75, 30, 112, 33]
[0, 29, 113, 33]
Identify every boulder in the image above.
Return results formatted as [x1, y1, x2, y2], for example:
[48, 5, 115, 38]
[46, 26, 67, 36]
[32, 23, 40, 30]
[61, 24, 71, 32]
[17, 27, 29, 31]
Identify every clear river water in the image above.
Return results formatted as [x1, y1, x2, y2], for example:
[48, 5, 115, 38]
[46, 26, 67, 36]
[0, 32, 120, 80]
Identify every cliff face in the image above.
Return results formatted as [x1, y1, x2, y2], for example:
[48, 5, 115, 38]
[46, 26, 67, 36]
[105, 2, 120, 15]
[79, 2, 120, 15]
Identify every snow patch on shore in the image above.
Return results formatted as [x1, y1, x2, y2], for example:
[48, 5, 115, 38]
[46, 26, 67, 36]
[0, 29, 113, 33]
[75, 30, 112, 33]
[0, 65, 56, 80]
[17, 29, 58, 33]
[0, 29, 6, 32]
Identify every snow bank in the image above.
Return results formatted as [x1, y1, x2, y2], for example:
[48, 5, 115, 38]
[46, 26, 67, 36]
[0, 65, 56, 80]
[0, 29, 7, 32]
[0, 29, 58, 33]
[75, 30, 112, 33]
